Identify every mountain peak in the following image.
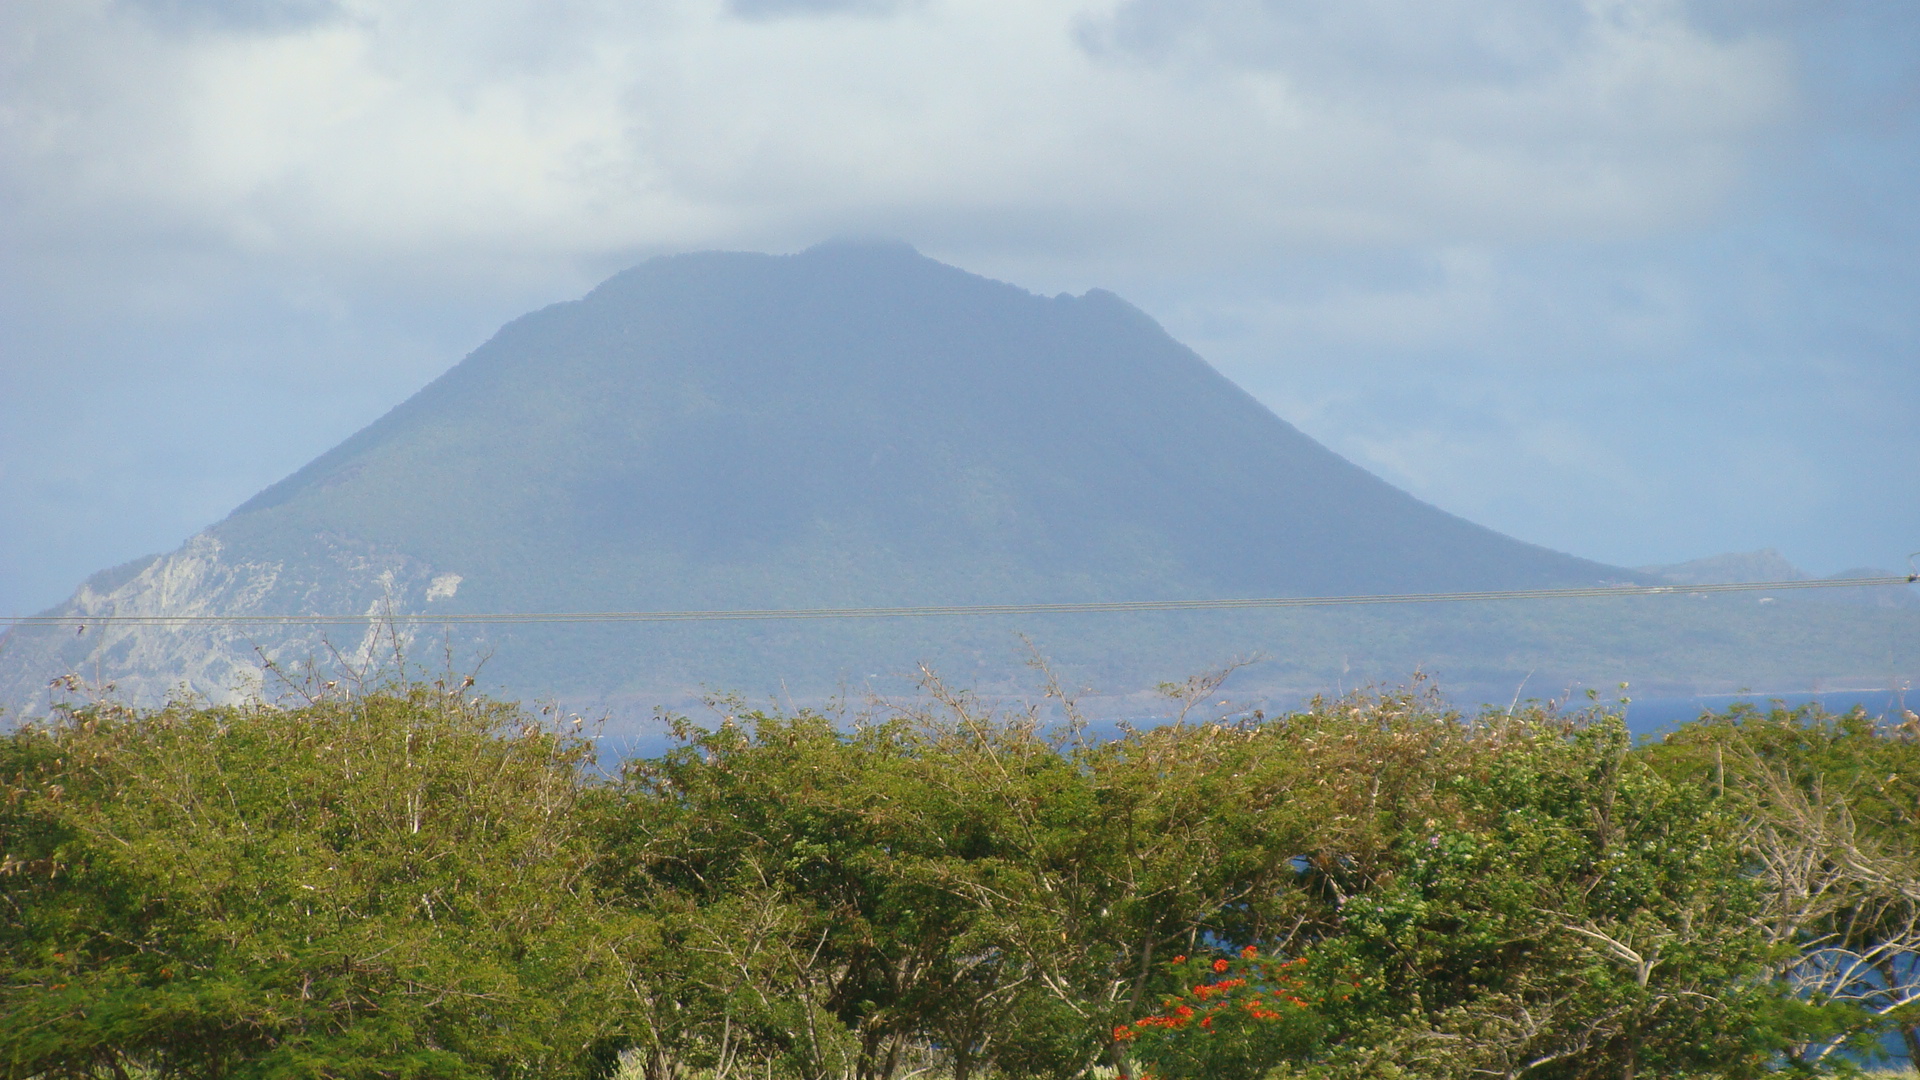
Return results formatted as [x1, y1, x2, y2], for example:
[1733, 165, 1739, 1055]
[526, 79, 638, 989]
[4, 246, 1659, 712]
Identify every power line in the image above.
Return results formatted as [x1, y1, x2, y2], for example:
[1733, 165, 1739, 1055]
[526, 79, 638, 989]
[4, 575, 1914, 629]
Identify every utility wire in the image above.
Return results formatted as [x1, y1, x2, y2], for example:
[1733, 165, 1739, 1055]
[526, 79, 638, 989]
[3, 575, 1914, 629]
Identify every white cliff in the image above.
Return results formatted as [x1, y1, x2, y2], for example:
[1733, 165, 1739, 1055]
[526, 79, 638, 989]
[0, 532, 458, 720]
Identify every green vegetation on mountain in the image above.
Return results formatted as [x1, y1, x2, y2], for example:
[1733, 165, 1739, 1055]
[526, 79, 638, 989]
[226, 242, 1618, 606]
[8, 676, 1920, 1078]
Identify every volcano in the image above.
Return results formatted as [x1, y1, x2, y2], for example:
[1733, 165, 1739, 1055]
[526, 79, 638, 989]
[6, 243, 1907, 715]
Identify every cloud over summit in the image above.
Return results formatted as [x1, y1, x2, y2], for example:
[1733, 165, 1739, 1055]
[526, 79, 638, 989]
[3, 0, 1792, 262]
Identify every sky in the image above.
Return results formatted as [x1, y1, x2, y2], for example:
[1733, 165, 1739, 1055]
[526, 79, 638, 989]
[2, 0, 1916, 616]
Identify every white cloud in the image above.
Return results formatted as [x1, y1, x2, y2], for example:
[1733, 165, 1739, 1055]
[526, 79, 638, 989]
[1, 0, 1795, 265]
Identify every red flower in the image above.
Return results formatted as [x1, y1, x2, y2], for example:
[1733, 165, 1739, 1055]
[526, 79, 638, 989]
[1212, 958, 1230, 973]
[1172, 955, 1186, 963]
[1241, 945, 1258, 959]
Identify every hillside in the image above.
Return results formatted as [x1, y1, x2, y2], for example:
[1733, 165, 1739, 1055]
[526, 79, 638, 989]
[3, 243, 1914, 716]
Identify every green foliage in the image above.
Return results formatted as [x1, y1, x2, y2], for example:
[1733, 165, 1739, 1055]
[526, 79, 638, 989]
[1292, 712, 1816, 1079]
[6, 675, 1917, 1078]
[1643, 701, 1920, 1070]
[587, 680, 1857, 1079]
[0, 685, 647, 1080]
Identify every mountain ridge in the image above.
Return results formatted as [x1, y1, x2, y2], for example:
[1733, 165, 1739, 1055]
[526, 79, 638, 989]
[212, 242, 1632, 604]
[3, 242, 1911, 716]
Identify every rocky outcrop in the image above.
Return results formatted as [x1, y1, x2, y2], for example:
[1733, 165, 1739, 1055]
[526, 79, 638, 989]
[0, 533, 458, 719]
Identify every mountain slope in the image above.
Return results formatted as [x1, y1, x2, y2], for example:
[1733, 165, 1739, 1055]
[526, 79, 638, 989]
[220, 241, 1621, 608]
[4, 243, 1909, 715]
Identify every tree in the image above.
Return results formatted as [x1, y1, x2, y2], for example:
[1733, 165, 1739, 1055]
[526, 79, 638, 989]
[1646, 701, 1920, 1070]
[0, 683, 646, 1080]
[591, 705, 1012, 1080]
[1106, 699, 1830, 1080]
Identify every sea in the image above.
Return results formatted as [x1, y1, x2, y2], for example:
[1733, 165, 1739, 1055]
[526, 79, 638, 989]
[1623, 688, 1915, 738]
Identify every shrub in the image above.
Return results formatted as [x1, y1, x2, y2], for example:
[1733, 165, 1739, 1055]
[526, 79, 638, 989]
[0, 686, 645, 1080]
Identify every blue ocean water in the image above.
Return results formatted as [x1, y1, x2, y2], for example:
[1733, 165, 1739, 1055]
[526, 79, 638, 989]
[596, 687, 1917, 762]
[1624, 688, 1916, 738]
